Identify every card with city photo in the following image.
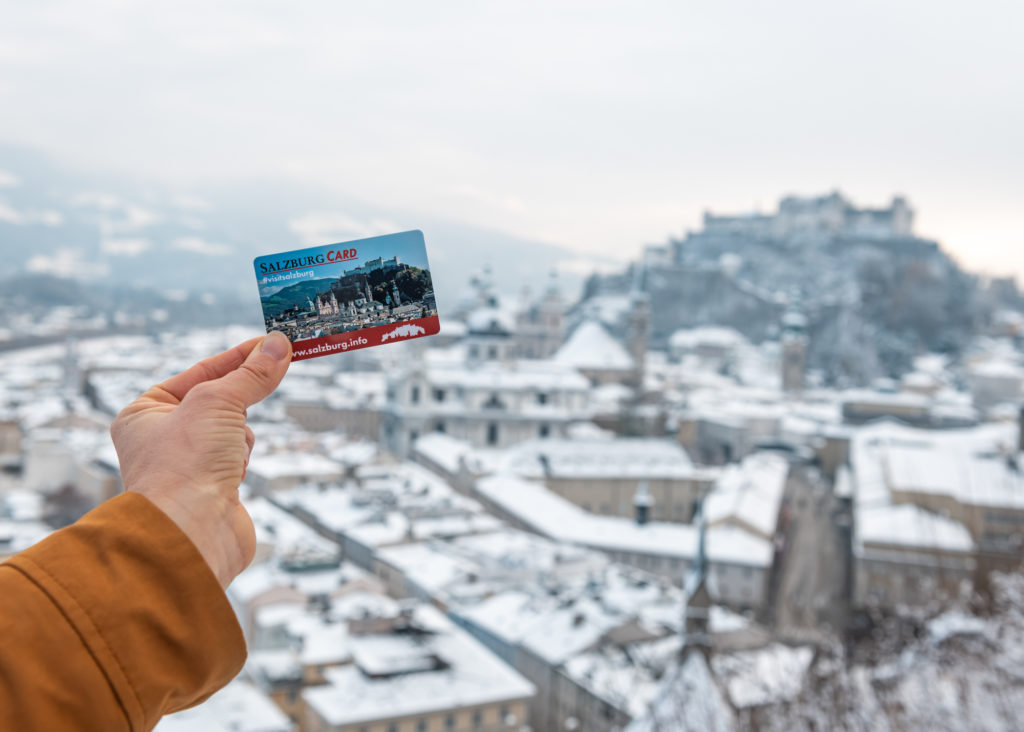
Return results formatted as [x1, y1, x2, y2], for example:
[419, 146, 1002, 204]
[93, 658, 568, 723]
[254, 230, 440, 361]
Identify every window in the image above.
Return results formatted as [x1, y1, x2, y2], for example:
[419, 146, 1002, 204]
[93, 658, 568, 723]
[388, 725, 398, 732]
[445, 714, 456, 730]
[537, 392, 548, 405]
[487, 346, 498, 359]
[434, 388, 445, 402]
[417, 720, 428, 732]
[435, 421, 446, 433]
[411, 385, 420, 404]
[539, 424, 550, 438]
[487, 423, 499, 446]
[410, 430, 419, 443]
[473, 709, 483, 728]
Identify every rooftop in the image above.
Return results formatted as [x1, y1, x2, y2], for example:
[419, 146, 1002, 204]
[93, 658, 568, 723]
[475, 474, 772, 567]
[499, 436, 699, 480]
[554, 320, 634, 371]
[302, 605, 534, 727]
[154, 679, 292, 732]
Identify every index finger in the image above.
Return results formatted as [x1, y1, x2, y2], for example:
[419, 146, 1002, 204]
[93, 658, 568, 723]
[156, 336, 263, 403]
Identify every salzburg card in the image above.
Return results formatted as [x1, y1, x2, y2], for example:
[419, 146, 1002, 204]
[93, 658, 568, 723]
[254, 230, 440, 361]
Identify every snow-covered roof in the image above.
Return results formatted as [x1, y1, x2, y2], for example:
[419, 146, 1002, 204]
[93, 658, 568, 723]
[850, 420, 1024, 513]
[375, 542, 480, 595]
[424, 361, 591, 392]
[564, 639, 677, 719]
[844, 421, 1024, 554]
[475, 474, 772, 568]
[554, 320, 634, 371]
[0, 519, 51, 554]
[704, 452, 789, 539]
[246, 496, 340, 559]
[856, 504, 974, 554]
[413, 432, 473, 475]
[519, 595, 623, 664]
[499, 436, 698, 480]
[302, 605, 534, 727]
[154, 679, 292, 732]
[968, 358, 1024, 380]
[229, 561, 354, 604]
[246, 453, 343, 481]
[466, 306, 516, 336]
[669, 326, 746, 350]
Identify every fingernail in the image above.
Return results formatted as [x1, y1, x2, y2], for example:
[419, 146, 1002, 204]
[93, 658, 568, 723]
[261, 332, 290, 361]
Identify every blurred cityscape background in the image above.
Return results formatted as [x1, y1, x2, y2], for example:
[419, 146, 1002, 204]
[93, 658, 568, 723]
[1, 2, 1022, 731]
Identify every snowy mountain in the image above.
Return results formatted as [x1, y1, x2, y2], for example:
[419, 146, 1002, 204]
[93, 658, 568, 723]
[0, 143, 612, 313]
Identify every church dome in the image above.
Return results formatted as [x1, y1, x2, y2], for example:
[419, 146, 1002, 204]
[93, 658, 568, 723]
[467, 306, 516, 337]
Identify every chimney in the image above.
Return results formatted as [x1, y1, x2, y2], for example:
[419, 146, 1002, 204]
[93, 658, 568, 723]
[634, 481, 652, 525]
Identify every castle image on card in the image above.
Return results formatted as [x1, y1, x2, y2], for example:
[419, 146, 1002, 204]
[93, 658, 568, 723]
[254, 231, 440, 361]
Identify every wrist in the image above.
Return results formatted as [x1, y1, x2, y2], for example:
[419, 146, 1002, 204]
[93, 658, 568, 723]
[126, 484, 248, 589]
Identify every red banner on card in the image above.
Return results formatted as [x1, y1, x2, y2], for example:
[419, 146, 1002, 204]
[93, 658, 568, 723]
[287, 316, 441, 361]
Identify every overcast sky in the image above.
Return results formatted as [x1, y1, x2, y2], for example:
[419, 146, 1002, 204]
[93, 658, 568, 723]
[1, 0, 1021, 278]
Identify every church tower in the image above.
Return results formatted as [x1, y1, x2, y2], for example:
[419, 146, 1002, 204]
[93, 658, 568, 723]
[626, 265, 650, 388]
[539, 272, 565, 359]
[681, 494, 712, 659]
[781, 303, 808, 394]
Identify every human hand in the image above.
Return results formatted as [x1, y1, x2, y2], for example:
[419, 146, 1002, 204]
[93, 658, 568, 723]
[110, 333, 292, 588]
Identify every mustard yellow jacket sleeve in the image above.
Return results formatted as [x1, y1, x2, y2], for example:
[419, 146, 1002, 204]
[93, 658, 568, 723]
[0, 492, 247, 732]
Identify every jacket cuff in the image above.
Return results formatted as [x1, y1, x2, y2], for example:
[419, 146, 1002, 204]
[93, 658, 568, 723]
[6, 492, 246, 731]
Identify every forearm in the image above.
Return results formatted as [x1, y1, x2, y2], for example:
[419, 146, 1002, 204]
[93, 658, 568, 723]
[0, 493, 246, 732]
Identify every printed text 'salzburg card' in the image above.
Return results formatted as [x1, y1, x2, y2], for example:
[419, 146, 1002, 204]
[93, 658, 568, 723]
[254, 230, 440, 361]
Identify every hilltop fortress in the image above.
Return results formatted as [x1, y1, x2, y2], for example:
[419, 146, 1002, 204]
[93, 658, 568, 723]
[700, 191, 914, 241]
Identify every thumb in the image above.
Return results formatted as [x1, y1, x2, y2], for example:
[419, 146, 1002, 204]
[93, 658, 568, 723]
[210, 331, 292, 408]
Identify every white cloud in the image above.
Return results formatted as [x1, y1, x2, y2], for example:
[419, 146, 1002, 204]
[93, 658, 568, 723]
[0, 201, 65, 226]
[72, 191, 125, 210]
[170, 194, 211, 212]
[74, 191, 159, 233]
[26, 248, 109, 278]
[289, 212, 400, 247]
[172, 236, 232, 256]
[32, 210, 63, 226]
[0, 199, 25, 224]
[0, 169, 19, 188]
[101, 237, 150, 256]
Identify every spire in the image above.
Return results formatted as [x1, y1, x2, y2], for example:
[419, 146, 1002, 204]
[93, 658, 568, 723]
[682, 491, 712, 659]
[693, 494, 708, 583]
